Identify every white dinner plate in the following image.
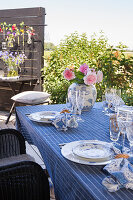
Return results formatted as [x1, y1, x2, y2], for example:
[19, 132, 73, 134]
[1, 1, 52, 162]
[61, 140, 114, 165]
[28, 111, 60, 123]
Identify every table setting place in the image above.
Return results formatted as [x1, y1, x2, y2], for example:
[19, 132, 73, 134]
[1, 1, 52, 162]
[59, 105, 133, 194]
[101, 88, 133, 193]
[26, 109, 78, 131]
[26, 89, 87, 131]
[26, 87, 133, 193]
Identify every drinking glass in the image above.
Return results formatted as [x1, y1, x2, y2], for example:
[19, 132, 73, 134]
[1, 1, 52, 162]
[102, 95, 108, 114]
[66, 95, 71, 111]
[105, 88, 122, 115]
[110, 114, 120, 145]
[112, 96, 121, 112]
[117, 107, 131, 153]
[116, 89, 121, 97]
[75, 90, 85, 121]
[67, 90, 76, 114]
[105, 89, 114, 115]
[126, 111, 133, 155]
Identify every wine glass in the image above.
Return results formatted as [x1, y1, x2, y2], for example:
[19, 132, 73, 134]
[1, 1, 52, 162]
[117, 107, 130, 153]
[67, 89, 76, 114]
[105, 89, 114, 115]
[112, 96, 121, 113]
[126, 111, 133, 155]
[66, 93, 72, 111]
[75, 90, 85, 121]
[102, 95, 108, 114]
[109, 114, 120, 146]
[105, 88, 122, 115]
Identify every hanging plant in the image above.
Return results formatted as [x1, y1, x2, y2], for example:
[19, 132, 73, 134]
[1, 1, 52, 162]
[20, 21, 25, 48]
[0, 22, 7, 49]
[26, 26, 35, 44]
[0, 21, 35, 47]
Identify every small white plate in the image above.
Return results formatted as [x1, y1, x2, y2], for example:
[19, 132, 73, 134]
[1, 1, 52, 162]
[61, 140, 114, 165]
[72, 142, 113, 162]
[28, 111, 60, 123]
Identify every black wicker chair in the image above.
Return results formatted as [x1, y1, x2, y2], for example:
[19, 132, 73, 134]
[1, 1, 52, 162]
[0, 128, 26, 159]
[0, 129, 50, 200]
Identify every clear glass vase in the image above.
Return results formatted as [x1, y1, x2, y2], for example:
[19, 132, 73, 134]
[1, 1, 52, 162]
[7, 66, 18, 77]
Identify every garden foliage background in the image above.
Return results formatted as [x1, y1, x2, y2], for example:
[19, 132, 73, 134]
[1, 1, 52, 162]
[42, 32, 133, 106]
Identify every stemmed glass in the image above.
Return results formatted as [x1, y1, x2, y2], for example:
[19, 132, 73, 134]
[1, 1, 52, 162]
[105, 88, 121, 115]
[66, 91, 72, 111]
[102, 95, 108, 114]
[66, 89, 76, 113]
[112, 89, 121, 112]
[105, 89, 114, 115]
[117, 107, 130, 153]
[126, 111, 133, 155]
[75, 90, 85, 121]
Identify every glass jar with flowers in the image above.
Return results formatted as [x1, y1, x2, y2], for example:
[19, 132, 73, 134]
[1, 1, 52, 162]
[0, 51, 27, 77]
[26, 26, 35, 44]
[63, 63, 103, 111]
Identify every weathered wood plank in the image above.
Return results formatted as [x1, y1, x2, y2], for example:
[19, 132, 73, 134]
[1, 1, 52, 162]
[0, 7, 45, 18]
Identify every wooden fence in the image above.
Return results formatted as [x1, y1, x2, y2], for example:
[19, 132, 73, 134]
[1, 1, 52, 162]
[0, 7, 46, 110]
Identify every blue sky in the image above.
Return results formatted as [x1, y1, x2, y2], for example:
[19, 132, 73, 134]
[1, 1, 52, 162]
[1, 0, 133, 49]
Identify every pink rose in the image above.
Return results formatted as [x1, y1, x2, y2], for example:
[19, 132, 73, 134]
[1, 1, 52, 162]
[79, 63, 89, 75]
[83, 72, 97, 85]
[97, 71, 103, 83]
[63, 68, 75, 81]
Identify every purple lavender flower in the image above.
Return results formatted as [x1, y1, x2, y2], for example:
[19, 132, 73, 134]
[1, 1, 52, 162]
[0, 51, 3, 57]
[9, 54, 14, 57]
[7, 31, 11, 35]
[12, 32, 16, 36]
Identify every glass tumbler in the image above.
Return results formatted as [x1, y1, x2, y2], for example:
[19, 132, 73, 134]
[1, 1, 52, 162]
[110, 114, 120, 144]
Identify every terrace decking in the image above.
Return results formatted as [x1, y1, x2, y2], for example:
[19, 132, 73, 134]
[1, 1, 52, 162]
[0, 111, 55, 200]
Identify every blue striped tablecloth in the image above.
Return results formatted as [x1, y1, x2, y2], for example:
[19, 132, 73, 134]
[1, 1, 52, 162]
[15, 103, 133, 200]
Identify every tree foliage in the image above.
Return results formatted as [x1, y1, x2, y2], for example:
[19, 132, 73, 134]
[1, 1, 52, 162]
[42, 32, 133, 105]
[44, 42, 55, 51]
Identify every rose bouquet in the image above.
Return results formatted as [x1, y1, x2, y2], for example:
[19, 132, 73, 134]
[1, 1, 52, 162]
[63, 63, 103, 85]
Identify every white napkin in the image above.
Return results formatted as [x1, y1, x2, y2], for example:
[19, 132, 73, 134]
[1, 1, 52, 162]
[52, 112, 78, 131]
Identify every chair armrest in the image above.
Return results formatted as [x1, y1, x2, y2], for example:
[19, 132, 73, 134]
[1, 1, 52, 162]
[0, 154, 35, 167]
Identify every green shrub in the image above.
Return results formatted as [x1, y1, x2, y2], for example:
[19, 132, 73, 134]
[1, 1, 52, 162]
[42, 32, 133, 105]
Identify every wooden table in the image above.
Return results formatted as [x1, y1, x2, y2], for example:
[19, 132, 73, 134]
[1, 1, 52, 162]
[0, 77, 38, 95]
